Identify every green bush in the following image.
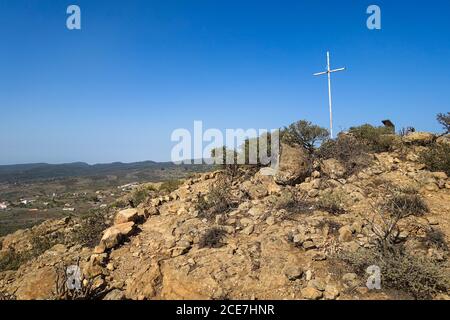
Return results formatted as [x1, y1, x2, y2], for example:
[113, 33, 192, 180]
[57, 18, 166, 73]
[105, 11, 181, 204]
[130, 189, 148, 206]
[159, 180, 182, 193]
[129, 185, 158, 207]
[349, 124, 395, 152]
[282, 120, 329, 153]
[419, 143, 450, 175]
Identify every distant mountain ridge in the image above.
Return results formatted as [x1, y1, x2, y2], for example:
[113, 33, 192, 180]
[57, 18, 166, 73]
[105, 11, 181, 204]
[0, 160, 203, 183]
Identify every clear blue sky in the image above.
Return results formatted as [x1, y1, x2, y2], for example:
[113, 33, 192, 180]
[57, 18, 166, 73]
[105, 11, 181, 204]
[0, 0, 449, 165]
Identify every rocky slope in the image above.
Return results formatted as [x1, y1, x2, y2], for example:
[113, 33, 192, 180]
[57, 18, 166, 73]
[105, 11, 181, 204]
[1, 132, 449, 300]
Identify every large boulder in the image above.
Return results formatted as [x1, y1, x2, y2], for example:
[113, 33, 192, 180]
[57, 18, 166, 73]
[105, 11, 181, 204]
[100, 222, 136, 251]
[240, 181, 268, 199]
[14, 266, 57, 300]
[274, 143, 311, 185]
[436, 134, 450, 145]
[114, 208, 140, 225]
[301, 286, 323, 300]
[403, 132, 435, 145]
[321, 158, 346, 179]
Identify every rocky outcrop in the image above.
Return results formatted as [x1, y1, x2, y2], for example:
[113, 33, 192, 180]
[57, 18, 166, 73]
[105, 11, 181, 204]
[436, 134, 450, 145]
[98, 222, 136, 252]
[321, 158, 346, 179]
[274, 143, 312, 185]
[1, 136, 450, 301]
[403, 132, 435, 145]
[114, 209, 140, 224]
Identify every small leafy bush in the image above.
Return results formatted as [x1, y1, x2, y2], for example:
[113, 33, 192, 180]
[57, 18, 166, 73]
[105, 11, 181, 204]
[130, 189, 149, 207]
[348, 124, 395, 153]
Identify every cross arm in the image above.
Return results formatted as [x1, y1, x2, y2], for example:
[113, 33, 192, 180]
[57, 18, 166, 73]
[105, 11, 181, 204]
[329, 67, 346, 73]
[313, 71, 328, 76]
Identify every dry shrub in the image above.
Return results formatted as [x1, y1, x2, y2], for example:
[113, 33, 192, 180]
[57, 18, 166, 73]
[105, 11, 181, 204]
[316, 190, 347, 215]
[0, 291, 15, 300]
[0, 249, 24, 272]
[419, 143, 450, 176]
[362, 185, 427, 253]
[381, 186, 428, 219]
[337, 248, 450, 300]
[0, 231, 62, 272]
[73, 211, 109, 248]
[195, 177, 236, 221]
[54, 259, 104, 300]
[317, 134, 372, 177]
[422, 228, 448, 251]
[198, 227, 227, 249]
[317, 219, 343, 236]
[272, 189, 312, 214]
[336, 184, 449, 299]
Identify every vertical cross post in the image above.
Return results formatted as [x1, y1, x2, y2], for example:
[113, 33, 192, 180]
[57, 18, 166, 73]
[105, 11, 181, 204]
[313, 51, 346, 139]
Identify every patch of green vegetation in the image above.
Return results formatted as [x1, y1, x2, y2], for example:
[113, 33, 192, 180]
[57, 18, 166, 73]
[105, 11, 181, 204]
[0, 231, 61, 272]
[316, 190, 347, 215]
[282, 119, 329, 153]
[159, 180, 182, 193]
[73, 210, 109, 248]
[419, 143, 450, 176]
[349, 124, 395, 152]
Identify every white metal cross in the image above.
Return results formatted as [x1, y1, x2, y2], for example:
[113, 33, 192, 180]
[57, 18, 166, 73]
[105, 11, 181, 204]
[313, 51, 346, 139]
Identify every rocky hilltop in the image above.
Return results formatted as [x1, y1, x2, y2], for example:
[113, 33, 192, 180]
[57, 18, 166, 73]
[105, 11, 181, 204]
[1, 128, 449, 300]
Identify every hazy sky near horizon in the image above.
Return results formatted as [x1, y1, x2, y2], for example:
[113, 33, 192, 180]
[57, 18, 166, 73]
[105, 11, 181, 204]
[0, 0, 449, 165]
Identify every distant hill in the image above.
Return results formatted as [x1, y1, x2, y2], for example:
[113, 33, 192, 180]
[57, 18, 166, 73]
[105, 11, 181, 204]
[0, 161, 210, 183]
